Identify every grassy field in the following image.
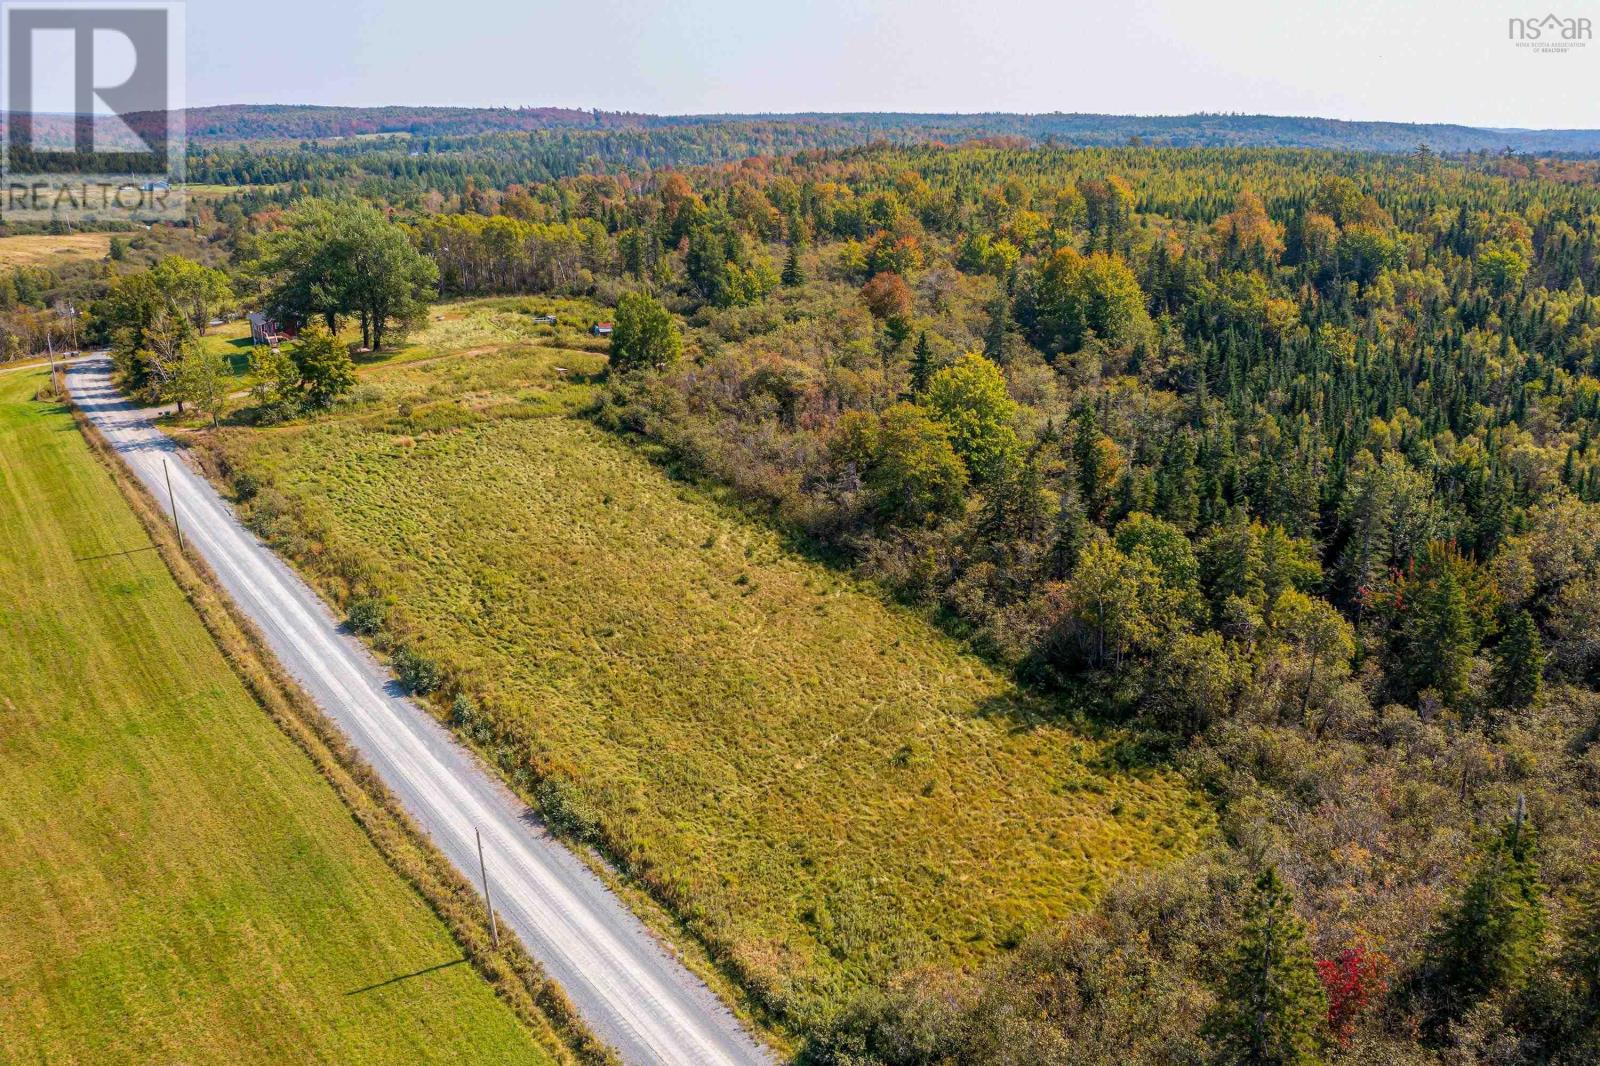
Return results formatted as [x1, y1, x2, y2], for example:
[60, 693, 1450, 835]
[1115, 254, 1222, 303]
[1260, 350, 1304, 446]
[0, 232, 113, 268]
[187, 297, 610, 405]
[204, 298, 1215, 1027]
[0, 367, 564, 1064]
[199, 318, 257, 376]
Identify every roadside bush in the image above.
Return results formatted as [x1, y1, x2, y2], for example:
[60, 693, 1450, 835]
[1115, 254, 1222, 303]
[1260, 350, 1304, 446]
[346, 596, 386, 636]
[451, 692, 494, 745]
[243, 487, 296, 540]
[393, 645, 443, 694]
[535, 777, 600, 842]
[232, 470, 261, 501]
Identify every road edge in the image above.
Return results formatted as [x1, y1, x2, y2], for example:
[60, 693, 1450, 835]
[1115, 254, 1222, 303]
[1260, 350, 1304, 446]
[63, 372, 617, 1066]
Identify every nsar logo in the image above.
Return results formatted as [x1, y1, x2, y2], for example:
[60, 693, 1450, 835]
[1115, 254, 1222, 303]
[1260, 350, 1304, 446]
[1508, 13, 1592, 51]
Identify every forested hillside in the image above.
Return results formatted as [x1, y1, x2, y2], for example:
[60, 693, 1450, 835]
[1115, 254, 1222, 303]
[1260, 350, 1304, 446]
[137, 105, 1600, 152]
[401, 143, 1600, 1063]
[46, 135, 1600, 1062]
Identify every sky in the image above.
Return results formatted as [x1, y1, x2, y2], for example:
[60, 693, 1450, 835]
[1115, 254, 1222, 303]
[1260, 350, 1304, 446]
[180, 0, 1600, 128]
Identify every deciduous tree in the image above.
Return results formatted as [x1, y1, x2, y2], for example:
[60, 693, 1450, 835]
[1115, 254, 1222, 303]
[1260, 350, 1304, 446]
[610, 291, 682, 374]
[925, 353, 1020, 482]
[290, 327, 355, 410]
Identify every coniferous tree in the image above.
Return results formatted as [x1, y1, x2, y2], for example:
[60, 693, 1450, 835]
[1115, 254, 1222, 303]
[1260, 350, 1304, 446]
[781, 240, 805, 287]
[1427, 801, 1546, 1023]
[909, 330, 934, 395]
[1491, 609, 1546, 710]
[1564, 884, 1600, 1052]
[1205, 868, 1329, 1066]
[983, 291, 1013, 362]
[1401, 564, 1477, 707]
[1154, 428, 1202, 533]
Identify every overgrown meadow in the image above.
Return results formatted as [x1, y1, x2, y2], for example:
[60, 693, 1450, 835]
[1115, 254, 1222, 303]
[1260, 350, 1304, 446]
[200, 299, 1213, 1027]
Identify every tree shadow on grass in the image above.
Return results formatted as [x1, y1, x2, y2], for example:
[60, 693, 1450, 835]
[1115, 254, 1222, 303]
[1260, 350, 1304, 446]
[968, 679, 1182, 775]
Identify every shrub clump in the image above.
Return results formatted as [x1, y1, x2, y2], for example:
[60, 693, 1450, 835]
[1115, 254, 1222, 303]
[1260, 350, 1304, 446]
[392, 645, 443, 695]
[233, 470, 262, 501]
[346, 596, 387, 636]
[534, 777, 600, 843]
[452, 692, 495, 745]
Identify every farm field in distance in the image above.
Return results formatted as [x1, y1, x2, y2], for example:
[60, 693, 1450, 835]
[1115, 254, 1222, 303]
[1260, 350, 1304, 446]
[0, 367, 563, 1064]
[203, 299, 1215, 1026]
[0, 232, 113, 269]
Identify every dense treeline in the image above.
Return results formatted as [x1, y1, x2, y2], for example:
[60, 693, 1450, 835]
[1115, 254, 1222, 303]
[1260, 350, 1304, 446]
[183, 120, 1600, 205]
[379, 143, 1600, 1062]
[185, 124, 952, 194]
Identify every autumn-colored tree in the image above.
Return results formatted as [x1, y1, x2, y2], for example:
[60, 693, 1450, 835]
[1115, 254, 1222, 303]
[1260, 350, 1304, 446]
[865, 233, 923, 278]
[864, 270, 915, 340]
[1315, 945, 1390, 1048]
[1214, 191, 1285, 263]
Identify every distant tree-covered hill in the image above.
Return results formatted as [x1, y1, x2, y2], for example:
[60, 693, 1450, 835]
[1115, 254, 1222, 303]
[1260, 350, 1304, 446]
[162, 105, 1600, 154]
[174, 104, 651, 140]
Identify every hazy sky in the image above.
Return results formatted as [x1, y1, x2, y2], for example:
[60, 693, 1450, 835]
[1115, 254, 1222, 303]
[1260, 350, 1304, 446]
[185, 0, 1599, 127]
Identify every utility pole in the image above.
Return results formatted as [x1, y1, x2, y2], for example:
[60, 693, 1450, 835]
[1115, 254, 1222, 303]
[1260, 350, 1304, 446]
[163, 459, 185, 554]
[476, 827, 500, 951]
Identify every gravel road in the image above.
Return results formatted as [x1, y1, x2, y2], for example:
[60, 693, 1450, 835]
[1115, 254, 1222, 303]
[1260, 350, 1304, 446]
[67, 357, 775, 1066]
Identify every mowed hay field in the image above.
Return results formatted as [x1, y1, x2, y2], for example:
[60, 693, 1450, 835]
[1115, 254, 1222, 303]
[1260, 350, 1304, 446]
[211, 301, 1214, 1025]
[0, 369, 562, 1064]
[0, 232, 112, 268]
